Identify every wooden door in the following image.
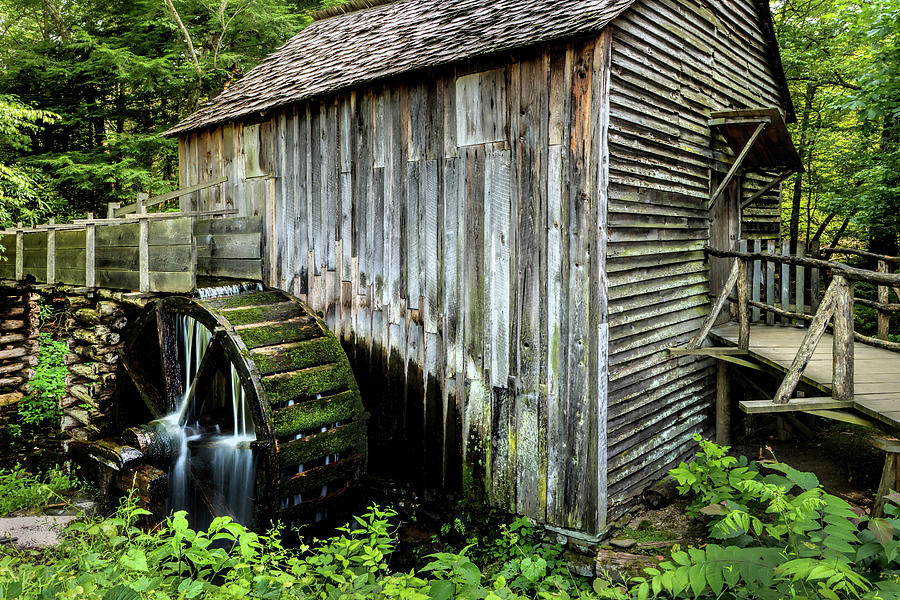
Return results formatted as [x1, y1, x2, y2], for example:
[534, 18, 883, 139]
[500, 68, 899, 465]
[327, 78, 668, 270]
[709, 177, 741, 295]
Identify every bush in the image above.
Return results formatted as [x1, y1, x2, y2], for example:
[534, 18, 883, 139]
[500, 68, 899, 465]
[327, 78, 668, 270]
[13, 332, 65, 434]
[0, 464, 80, 516]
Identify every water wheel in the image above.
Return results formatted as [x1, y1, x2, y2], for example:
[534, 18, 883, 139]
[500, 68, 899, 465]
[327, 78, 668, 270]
[72, 285, 366, 529]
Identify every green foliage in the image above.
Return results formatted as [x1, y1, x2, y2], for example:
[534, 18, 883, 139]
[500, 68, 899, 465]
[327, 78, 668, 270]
[16, 332, 66, 431]
[0, 499, 591, 600]
[0, 464, 80, 516]
[624, 436, 900, 599]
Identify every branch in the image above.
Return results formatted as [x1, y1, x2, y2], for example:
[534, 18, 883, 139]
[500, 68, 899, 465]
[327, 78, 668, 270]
[164, 0, 202, 76]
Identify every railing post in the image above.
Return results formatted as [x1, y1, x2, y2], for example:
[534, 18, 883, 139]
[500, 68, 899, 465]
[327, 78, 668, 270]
[46, 217, 56, 285]
[878, 260, 890, 340]
[138, 193, 149, 292]
[832, 275, 855, 402]
[85, 212, 96, 288]
[14, 222, 23, 281]
[737, 258, 750, 349]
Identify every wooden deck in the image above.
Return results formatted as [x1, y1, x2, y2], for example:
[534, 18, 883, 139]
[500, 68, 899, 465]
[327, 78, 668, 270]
[710, 324, 900, 432]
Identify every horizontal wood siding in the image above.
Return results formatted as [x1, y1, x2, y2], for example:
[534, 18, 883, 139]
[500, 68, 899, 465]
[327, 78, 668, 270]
[179, 36, 612, 534]
[604, 0, 788, 519]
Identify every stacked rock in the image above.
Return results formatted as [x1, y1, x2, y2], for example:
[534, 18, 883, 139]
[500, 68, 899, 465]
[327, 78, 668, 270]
[61, 295, 134, 441]
[0, 284, 40, 413]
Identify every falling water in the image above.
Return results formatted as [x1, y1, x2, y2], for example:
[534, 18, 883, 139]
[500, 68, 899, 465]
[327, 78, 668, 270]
[165, 303, 258, 526]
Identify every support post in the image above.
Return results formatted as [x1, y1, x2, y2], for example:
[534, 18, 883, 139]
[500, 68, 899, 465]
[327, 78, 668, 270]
[737, 259, 750, 350]
[832, 275, 854, 402]
[873, 438, 900, 518]
[14, 222, 23, 280]
[85, 212, 96, 288]
[138, 193, 149, 292]
[46, 218, 56, 285]
[772, 277, 838, 404]
[878, 260, 890, 340]
[716, 360, 730, 445]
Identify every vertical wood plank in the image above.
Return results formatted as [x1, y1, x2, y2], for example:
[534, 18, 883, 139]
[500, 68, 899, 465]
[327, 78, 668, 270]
[781, 240, 790, 325]
[546, 44, 572, 526]
[424, 159, 441, 334]
[716, 361, 730, 444]
[766, 239, 775, 326]
[795, 241, 806, 322]
[751, 239, 761, 322]
[515, 54, 548, 520]
[46, 219, 56, 285]
[85, 214, 95, 288]
[297, 106, 311, 294]
[879, 260, 890, 339]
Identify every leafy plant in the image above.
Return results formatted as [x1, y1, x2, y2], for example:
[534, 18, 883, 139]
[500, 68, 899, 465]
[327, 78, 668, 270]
[0, 464, 80, 516]
[635, 436, 900, 599]
[18, 332, 66, 429]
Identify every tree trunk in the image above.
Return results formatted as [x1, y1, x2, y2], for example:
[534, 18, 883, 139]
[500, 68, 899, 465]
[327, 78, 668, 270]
[790, 85, 816, 255]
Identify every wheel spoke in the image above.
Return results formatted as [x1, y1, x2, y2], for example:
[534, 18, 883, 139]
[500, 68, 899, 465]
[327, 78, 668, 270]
[156, 304, 184, 413]
[120, 350, 167, 419]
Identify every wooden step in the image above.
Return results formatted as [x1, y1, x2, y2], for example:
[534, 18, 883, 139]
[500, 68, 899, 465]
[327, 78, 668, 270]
[204, 291, 289, 310]
[278, 455, 363, 498]
[740, 396, 852, 414]
[220, 301, 308, 326]
[277, 420, 365, 467]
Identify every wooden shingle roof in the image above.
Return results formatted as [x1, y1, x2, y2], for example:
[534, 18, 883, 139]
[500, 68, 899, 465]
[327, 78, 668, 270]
[167, 0, 637, 135]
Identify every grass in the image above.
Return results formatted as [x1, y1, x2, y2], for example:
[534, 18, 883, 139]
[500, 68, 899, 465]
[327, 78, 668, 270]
[0, 464, 82, 516]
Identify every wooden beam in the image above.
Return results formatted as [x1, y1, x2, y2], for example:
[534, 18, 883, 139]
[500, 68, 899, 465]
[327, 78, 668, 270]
[741, 396, 852, 414]
[710, 121, 767, 207]
[687, 258, 740, 349]
[85, 213, 95, 288]
[832, 275, 854, 402]
[668, 347, 749, 357]
[741, 171, 791, 209]
[772, 277, 838, 404]
[114, 177, 228, 217]
[708, 246, 900, 286]
[805, 409, 874, 429]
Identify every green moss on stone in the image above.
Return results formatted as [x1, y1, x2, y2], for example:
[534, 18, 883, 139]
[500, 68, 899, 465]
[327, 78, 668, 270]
[262, 362, 353, 405]
[272, 390, 361, 437]
[251, 337, 343, 375]
[278, 420, 365, 466]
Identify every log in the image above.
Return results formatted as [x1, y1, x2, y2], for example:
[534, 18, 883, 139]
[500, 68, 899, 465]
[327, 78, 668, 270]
[69, 363, 102, 381]
[74, 308, 101, 327]
[0, 319, 26, 331]
[717, 360, 731, 444]
[0, 361, 26, 375]
[64, 353, 84, 366]
[97, 301, 125, 320]
[596, 549, 662, 578]
[0, 333, 25, 344]
[0, 391, 22, 407]
[772, 278, 838, 404]
[0, 376, 25, 388]
[0, 347, 26, 361]
[104, 316, 129, 331]
[708, 247, 900, 286]
[71, 326, 121, 346]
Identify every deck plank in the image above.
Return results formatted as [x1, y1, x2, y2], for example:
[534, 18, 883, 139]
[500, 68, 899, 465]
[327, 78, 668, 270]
[712, 324, 900, 432]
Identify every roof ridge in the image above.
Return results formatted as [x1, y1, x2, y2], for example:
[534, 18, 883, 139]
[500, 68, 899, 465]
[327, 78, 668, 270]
[311, 0, 401, 21]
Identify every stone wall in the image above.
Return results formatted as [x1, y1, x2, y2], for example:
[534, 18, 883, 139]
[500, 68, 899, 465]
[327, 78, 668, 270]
[60, 290, 146, 441]
[0, 284, 40, 411]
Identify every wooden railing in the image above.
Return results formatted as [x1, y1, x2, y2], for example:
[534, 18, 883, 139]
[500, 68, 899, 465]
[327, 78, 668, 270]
[688, 244, 900, 406]
[0, 192, 263, 294]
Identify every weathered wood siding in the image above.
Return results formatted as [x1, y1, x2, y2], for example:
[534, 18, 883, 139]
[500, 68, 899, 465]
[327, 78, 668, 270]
[179, 35, 612, 533]
[604, 0, 788, 519]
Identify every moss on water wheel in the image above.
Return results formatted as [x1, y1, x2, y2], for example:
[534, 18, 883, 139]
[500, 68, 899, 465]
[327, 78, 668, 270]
[115, 286, 367, 527]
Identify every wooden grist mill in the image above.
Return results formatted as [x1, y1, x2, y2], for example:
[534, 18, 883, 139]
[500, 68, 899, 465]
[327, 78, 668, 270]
[4, 0, 873, 538]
